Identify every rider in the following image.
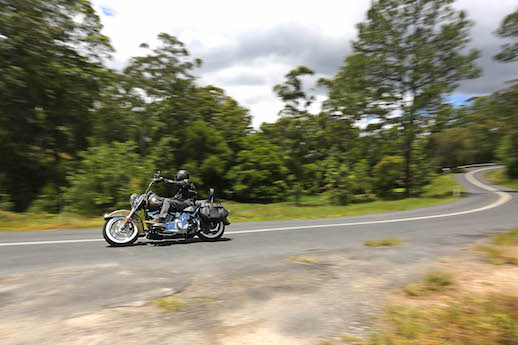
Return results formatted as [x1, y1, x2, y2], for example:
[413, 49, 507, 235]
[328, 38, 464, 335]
[149, 169, 197, 225]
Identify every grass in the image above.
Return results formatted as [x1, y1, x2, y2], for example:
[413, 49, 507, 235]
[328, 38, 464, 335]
[150, 296, 185, 313]
[0, 174, 464, 231]
[370, 294, 518, 345]
[224, 174, 463, 223]
[0, 210, 104, 231]
[485, 168, 518, 190]
[403, 270, 455, 296]
[363, 238, 405, 247]
[288, 256, 317, 264]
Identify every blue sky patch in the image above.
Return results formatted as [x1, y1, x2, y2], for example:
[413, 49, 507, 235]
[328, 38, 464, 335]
[446, 94, 476, 107]
[101, 6, 116, 17]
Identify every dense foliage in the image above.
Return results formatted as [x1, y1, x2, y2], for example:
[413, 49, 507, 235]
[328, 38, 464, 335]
[0, 0, 517, 215]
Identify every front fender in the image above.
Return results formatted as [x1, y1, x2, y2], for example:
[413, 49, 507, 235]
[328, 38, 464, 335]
[104, 210, 145, 234]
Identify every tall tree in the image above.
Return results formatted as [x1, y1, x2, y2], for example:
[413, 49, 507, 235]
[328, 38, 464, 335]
[271, 66, 315, 204]
[0, 0, 113, 210]
[273, 65, 315, 118]
[123, 33, 202, 154]
[327, 0, 480, 197]
[494, 8, 518, 62]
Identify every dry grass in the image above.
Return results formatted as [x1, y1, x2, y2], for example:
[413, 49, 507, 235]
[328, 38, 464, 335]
[370, 294, 518, 345]
[475, 227, 518, 265]
[476, 245, 518, 265]
[370, 226, 518, 345]
[403, 270, 455, 297]
[492, 227, 518, 246]
[288, 256, 317, 264]
[363, 238, 405, 247]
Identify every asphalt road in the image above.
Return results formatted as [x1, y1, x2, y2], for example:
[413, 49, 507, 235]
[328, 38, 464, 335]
[0, 166, 516, 276]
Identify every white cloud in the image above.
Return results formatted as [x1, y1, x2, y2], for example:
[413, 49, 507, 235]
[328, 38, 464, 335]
[92, 0, 518, 128]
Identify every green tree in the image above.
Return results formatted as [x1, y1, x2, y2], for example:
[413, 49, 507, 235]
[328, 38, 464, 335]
[227, 135, 289, 203]
[328, 0, 480, 197]
[122, 33, 202, 154]
[274, 65, 315, 117]
[494, 8, 518, 62]
[429, 127, 477, 168]
[465, 81, 518, 177]
[193, 86, 253, 154]
[498, 133, 518, 178]
[177, 120, 232, 194]
[0, 0, 113, 210]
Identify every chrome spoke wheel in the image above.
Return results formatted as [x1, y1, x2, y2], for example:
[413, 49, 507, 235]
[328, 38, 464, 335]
[198, 221, 225, 241]
[103, 217, 139, 246]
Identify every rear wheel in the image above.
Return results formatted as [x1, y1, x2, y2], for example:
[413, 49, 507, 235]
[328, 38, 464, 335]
[197, 221, 225, 241]
[103, 217, 139, 246]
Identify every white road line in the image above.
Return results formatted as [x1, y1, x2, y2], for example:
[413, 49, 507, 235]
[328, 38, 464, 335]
[0, 167, 511, 246]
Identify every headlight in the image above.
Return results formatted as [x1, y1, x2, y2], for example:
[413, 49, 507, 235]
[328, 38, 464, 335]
[130, 193, 138, 206]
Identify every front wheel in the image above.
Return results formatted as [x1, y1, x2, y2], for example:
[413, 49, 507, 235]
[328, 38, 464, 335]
[103, 217, 139, 246]
[197, 221, 225, 241]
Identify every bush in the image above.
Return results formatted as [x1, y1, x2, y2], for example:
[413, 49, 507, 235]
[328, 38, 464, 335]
[349, 159, 372, 194]
[0, 192, 13, 211]
[227, 135, 289, 203]
[28, 183, 61, 213]
[64, 142, 152, 215]
[325, 160, 352, 205]
[372, 156, 404, 198]
[403, 270, 454, 296]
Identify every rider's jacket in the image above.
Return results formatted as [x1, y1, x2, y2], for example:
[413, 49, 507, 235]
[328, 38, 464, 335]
[163, 178, 197, 203]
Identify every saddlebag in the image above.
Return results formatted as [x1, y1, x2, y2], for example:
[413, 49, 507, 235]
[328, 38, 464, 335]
[199, 202, 230, 222]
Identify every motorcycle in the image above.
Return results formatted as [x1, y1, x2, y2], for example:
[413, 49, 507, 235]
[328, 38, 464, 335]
[102, 171, 231, 246]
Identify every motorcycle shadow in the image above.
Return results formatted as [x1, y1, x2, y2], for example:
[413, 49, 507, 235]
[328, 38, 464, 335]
[146, 237, 232, 247]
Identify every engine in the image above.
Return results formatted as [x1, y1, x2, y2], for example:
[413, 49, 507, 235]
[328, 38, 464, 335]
[165, 212, 196, 233]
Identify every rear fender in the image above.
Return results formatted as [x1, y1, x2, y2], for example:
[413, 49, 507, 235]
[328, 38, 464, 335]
[104, 210, 145, 234]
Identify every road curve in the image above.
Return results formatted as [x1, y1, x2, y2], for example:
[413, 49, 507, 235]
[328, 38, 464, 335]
[0, 166, 516, 275]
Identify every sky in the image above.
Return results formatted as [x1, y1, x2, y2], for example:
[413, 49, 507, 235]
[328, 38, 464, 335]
[92, 0, 518, 128]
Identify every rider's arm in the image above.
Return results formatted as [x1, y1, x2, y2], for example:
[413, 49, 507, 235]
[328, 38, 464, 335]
[162, 178, 192, 187]
[163, 178, 180, 185]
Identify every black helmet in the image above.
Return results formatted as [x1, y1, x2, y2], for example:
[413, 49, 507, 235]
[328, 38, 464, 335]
[176, 169, 189, 181]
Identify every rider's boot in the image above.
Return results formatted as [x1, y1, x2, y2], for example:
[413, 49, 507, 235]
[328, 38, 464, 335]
[147, 217, 165, 226]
